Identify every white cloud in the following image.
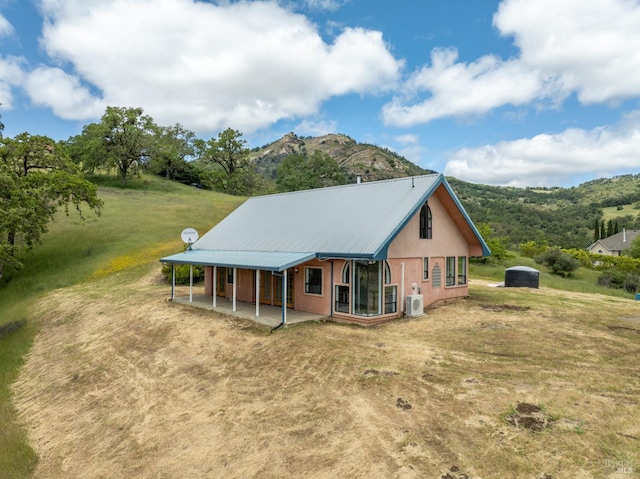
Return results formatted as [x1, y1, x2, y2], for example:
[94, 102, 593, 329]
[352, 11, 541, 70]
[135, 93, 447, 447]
[383, 48, 543, 127]
[0, 56, 26, 109]
[23, 66, 104, 119]
[444, 111, 640, 187]
[0, 14, 14, 37]
[395, 133, 419, 145]
[495, 0, 640, 104]
[31, 0, 400, 134]
[295, 118, 337, 136]
[302, 0, 347, 11]
[384, 0, 640, 127]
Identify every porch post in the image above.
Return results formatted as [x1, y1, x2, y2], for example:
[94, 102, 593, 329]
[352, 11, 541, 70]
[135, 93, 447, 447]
[189, 264, 193, 303]
[255, 270, 260, 317]
[213, 266, 217, 308]
[282, 269, 287, 324]
[401, 262, 405, 314]
[171, 263, 175, 300]
[232, 267, 237, 312]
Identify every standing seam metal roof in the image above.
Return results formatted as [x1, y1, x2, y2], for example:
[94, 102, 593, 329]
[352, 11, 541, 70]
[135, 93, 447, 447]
[160, 174, 490, 270]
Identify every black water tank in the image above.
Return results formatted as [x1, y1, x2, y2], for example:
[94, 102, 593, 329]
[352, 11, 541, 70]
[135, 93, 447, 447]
[504, 266, 539, 288]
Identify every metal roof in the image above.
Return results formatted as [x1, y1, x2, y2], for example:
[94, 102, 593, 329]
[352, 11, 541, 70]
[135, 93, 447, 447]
[160, 173, 490, 270]
[159, 250, 315, 272]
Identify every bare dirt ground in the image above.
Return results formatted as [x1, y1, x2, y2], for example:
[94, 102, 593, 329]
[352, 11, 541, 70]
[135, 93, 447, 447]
[12, 272, 640, 479]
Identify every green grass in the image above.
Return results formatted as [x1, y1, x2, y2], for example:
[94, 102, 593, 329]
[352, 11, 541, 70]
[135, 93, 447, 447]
[0, 174, 245, 478]
[470, 254, 636, 299]
[602, 204, 638, 221]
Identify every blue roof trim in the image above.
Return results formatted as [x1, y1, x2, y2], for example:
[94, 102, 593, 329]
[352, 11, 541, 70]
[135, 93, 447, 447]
[159, 250, 316, 272]
[316, 252, 375, 260]
[440, 178, 491, 257]
[373, 173, 491, 258]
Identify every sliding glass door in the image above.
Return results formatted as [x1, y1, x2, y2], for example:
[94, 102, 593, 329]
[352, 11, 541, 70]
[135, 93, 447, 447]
[354, 261, 381, 316]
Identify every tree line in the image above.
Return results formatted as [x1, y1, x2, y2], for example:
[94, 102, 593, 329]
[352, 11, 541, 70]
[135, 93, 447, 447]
[0, 106, 349, 280]
[65, 106, 348, 196]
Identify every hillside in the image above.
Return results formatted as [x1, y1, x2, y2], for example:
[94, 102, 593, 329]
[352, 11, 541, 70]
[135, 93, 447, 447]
[250, 132, 431, 181]
[448, 175, 640, 249]
[246, 132, 640, 249]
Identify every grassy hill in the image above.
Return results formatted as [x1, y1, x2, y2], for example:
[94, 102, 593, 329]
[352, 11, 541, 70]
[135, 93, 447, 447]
[2, 174, 640, 478]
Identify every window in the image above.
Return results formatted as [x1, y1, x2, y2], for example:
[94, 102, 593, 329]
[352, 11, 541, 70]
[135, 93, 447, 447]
[342, 262, 350, 283]
[227, 267, 234, 284]
[446, 256, 455, 286]
[457, 257, 467, 285]
[384, 261, 391, 284]
[305, 267, 323, 294]
[432, 264, 441, 288]
[384, 286, 397, 314]
[419, 203, 432, 239]
[335, 285, 349, 313]
[423, 257, 429, 280]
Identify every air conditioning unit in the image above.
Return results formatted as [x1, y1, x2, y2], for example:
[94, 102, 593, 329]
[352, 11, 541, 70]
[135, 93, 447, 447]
[406, 294, 424, 317]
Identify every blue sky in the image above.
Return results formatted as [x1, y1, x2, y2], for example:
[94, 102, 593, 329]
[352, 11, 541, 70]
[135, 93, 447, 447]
[1, 0, 639, 187]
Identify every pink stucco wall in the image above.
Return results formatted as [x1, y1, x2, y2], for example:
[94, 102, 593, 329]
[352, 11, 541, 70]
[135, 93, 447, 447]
[386, 190, 470, 307]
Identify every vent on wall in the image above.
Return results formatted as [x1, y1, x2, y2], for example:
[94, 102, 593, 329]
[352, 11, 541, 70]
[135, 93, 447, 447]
[406, 295, 424, 317]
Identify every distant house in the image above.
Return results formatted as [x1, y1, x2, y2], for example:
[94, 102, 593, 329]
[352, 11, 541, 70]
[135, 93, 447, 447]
[160, 174, 490, 326]
[587, 229, 640, 257]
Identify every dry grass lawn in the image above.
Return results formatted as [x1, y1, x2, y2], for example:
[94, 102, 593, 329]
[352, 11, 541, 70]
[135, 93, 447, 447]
[12, 268, 640, 479]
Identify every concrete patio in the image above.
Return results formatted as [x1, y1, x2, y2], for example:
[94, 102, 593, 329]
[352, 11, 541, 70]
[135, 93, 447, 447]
[170, 294, 328, 328]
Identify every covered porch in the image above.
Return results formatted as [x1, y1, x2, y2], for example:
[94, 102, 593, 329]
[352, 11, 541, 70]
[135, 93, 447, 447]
[170, 292, 327, 328]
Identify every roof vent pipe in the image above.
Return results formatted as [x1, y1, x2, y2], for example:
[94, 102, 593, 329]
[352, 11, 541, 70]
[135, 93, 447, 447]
[356, 174, 362, 184]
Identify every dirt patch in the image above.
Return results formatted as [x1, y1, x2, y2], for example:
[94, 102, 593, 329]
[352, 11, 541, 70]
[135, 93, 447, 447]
[363, 369, 399, 377]
[607, 325, 640, 335]
[506, 403, 554, 432]
[479, 304, 531, 312]
[396, 398, 412, 410]
[441, 465, 474, 479]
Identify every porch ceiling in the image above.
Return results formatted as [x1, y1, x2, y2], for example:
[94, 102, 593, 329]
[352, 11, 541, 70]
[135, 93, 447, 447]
[159, 249, 316, 272]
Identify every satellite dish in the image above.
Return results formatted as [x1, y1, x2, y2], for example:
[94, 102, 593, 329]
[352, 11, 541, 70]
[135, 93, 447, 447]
[181, 227, 199, 247]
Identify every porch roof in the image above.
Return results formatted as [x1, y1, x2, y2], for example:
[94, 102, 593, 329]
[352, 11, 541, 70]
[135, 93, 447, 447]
[160, 249, 316, 272]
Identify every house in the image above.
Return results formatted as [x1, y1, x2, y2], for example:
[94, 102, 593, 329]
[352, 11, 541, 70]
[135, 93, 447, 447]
[587, 229, 640, 257]
[160, 174, 490, 326]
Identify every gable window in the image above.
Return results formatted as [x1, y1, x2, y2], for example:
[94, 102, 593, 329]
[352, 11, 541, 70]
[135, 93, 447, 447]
[384, 261, 391, 284]
[457, 257, 467, 285]
[419, 202, 432, 239]
[305, 267, 323, 294]
[446, 256, 455, 286]
[423, 257, 429, 280]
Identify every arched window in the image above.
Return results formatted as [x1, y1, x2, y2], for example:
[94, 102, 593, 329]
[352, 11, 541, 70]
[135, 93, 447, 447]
[342, 262, 350, 283]
[384, 261, 391, 284]
[419, 202, 432, 239]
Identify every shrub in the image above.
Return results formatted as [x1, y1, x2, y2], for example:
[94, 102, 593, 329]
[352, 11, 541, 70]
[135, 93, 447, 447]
[161, 263, 205, 285]
[519, 240, 549, 258]
[598, 269, 640, 293]
[534, 247, 580, 276]
[0, 319, 27, 339]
